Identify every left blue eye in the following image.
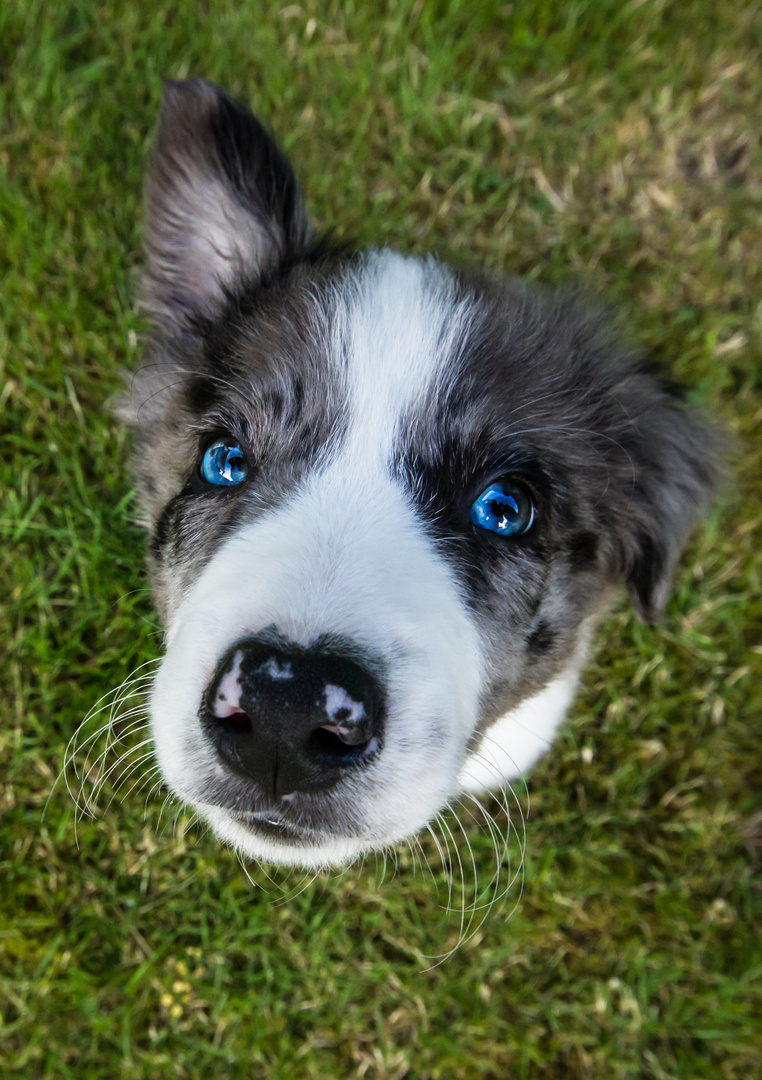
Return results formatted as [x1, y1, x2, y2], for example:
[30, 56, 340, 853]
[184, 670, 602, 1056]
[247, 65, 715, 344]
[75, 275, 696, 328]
[200, 439, 247, 486]
[470, 480, 535, 537]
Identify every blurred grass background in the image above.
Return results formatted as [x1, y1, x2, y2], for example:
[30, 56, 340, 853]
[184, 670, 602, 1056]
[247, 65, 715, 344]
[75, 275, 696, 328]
[1, 1, 761, 1077]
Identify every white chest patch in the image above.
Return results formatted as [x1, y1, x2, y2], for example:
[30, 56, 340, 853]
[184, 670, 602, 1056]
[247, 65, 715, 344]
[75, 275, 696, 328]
[458, 665, 581, 792]
[334, 249, 472, 462]
[458, 621, 595, 792]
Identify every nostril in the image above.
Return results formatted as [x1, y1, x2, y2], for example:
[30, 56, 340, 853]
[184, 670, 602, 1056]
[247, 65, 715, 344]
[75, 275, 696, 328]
[310, 725, 377, 763]
[319, 719, 371, 747]
[216, 709, 252, 734]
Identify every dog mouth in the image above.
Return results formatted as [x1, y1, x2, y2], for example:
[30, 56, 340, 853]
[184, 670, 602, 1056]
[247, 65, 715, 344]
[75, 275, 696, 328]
[204, 792, 363, 846]
[228, 809, 316, 844]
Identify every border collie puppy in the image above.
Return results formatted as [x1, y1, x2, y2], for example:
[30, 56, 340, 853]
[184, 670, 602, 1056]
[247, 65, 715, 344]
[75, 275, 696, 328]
[118, 80, 719, 870]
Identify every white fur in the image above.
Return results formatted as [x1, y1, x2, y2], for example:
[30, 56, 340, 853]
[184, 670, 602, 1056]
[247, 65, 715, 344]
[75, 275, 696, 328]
[333, 250, 469, 463]
[459, 618, 595, 792]
[457, 617, 595, 794]
[459, 667, 580, 792]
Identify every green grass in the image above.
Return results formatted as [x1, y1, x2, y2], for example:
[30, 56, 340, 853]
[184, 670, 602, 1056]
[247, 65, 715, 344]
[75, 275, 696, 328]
[2, 1, 761, 1077]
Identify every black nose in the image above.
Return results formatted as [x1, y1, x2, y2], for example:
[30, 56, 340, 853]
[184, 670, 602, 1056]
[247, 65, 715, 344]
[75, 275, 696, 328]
[202, 639, 384, 797]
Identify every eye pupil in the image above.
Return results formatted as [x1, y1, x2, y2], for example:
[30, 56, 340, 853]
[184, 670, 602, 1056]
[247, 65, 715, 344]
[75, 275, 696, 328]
[471, 481, 534, 537]
[490, 494, 519, 526]
[201, 439, 247, 487]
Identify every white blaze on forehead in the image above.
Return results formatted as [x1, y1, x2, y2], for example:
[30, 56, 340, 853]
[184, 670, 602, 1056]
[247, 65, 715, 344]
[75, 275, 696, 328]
[213, 648, 244, 718]
[336, 251, 471, 460]
[323, 683, 365, 724]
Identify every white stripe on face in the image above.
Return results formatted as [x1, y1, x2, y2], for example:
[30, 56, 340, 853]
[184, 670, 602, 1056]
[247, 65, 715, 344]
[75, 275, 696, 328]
[334, 250, 471, 463]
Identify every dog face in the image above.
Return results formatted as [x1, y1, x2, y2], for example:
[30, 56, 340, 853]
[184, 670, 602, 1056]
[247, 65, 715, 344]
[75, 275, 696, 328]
[118, 81, 719, 868]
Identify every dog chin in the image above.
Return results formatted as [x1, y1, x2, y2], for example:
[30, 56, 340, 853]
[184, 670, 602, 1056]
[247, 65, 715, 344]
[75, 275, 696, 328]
[198, 803, 383, 869]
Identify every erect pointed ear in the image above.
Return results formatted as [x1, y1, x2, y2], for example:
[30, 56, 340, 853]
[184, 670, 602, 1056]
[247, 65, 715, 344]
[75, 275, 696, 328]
[611, 378, 723, 624]
[141, 79, 311, 327]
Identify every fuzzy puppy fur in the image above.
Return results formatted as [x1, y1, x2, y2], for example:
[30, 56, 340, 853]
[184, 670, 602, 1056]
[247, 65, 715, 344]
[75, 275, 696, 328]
[118, 80, 720, 869]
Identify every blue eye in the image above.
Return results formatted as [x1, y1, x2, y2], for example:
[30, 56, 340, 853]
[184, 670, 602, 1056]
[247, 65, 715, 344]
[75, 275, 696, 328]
[471, 480, 535, 537]
[200, 439, 247, 486]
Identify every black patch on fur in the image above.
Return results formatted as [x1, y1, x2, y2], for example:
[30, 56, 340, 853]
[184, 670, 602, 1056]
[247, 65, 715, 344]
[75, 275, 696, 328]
[568, 530, 599, 571]
[393, 433, 552, 614]
[626, 530, 666, 622]
[150, 492, 184, 559]
[208, 89, 306, 259]
[397, 274, 722, 625]
[187, 375, 221, 414]
[140, 80, 349, 329]
[526, 620, 557, 656]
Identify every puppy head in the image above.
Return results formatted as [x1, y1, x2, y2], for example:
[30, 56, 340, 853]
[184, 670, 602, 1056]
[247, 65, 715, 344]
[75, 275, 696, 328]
[119, 81, 721, 868]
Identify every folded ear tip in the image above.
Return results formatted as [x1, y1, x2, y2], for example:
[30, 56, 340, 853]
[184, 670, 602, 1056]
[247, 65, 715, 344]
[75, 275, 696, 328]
[156, 79, 228, 129]
[161, 76, 215, 96]
[142, 80, 311, 324]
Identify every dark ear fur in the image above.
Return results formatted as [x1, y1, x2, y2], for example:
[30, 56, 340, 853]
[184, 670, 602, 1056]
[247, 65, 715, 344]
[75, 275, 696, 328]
[142, 79, 311, 326]
[609, 371, 722, 623]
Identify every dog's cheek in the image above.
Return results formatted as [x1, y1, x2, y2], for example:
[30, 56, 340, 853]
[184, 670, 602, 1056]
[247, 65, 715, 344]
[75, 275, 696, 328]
[145, 490, 236, 627]
[468, 547, 609, 730]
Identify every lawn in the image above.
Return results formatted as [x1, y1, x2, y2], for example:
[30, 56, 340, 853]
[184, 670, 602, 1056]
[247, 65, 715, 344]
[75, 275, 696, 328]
[1, 1, 760, 1077]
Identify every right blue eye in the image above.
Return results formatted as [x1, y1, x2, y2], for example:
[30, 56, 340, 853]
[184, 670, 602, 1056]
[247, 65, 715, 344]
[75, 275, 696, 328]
[470, 480, 535, 537]
[200, 440, 247, 486]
